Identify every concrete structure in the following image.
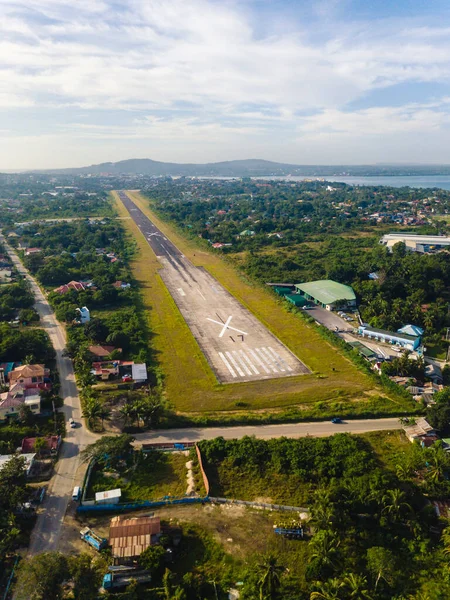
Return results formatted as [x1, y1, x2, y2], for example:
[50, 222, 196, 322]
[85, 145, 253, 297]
[357, 325, 421, 351]
[95, 488, 122, 505]
[295, 280, 356, 311]
[0, 453, 36, 476]
[380, 233, 450, 253]
[109, 516, 161, 564]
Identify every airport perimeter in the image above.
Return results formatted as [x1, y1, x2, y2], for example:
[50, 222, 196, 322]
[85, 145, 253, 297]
[117, 190, 308, 383]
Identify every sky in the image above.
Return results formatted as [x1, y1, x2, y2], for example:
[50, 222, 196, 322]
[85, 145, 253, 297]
[3, 0, 450, 168]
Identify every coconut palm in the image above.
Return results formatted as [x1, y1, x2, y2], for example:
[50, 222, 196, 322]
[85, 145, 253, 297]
[342, 573, 373, 599]
[98, 404, 111, 431]
[256, 554, 285, 600]
[441, 523, 450, 556]
[427, 446, 450, 484]
[82, 397, 103, 429]
[119, 403, 135, 429]
[382, 488, 412, 521]
[308, 530, 341, 573]
[310, 578, 344, 600]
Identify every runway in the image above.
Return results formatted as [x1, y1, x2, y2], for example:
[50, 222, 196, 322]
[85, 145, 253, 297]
[118, 191, 309, 383]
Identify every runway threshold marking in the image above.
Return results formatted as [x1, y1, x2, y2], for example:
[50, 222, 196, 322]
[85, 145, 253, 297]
[248, 348, 271, 374]
[240, 350, 260, 375]
[225, 351, 246, 377]
[218, 352, 237, 378]
[269, 346, 293, 372]
[232, 351, 252, 376]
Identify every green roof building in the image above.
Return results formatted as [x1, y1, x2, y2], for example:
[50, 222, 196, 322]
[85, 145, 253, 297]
[295, 280, 356, 311]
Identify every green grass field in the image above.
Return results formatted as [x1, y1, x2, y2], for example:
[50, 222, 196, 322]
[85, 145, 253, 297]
[87, 451, 188, 501]
[112, 191, 414, 417]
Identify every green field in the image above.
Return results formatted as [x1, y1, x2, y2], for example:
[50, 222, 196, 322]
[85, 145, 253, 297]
[87, 451, 188, 501]
[113, 191, 414, 418]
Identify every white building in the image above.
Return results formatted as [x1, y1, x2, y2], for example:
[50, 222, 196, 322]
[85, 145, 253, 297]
[95, 488, 122, 505]
[0, 453, 36, 476]
[76, 306, 90, 324]
[380, 233, 450, 253]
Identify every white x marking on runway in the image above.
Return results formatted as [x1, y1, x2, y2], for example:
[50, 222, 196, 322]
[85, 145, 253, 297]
[206, 316, 248, 338]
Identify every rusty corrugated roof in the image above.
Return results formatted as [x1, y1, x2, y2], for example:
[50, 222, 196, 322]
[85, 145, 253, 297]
[109, 516, 160, 558]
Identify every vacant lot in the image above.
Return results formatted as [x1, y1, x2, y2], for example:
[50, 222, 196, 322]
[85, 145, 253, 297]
[86, 451, 188, 502]
[198, 431, 408, 506]
[113, 191, 412, 417]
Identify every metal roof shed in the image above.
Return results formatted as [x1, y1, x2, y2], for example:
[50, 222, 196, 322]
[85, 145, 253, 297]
[295, 280, 356, 308]
[131, 363, 148, 382]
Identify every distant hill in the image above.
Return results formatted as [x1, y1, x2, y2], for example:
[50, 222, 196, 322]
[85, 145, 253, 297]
[43, 158, 303, 177]
[36, 159, 450, 177]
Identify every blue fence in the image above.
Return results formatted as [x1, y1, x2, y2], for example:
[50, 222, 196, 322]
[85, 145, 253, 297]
[77, 495, 209, 514]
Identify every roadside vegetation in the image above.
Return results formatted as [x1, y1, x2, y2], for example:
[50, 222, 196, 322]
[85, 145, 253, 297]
[11, 430, 450, 599]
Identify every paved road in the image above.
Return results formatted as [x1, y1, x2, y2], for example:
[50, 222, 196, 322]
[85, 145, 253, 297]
[134, 417, 402, 444]
[1, 236, 97, 555]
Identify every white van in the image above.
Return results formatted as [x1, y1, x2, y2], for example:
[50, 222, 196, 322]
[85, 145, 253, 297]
[72, 486, 81, 501]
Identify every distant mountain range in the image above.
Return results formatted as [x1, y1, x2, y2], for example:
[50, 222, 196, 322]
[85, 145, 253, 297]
[36, 158, 450, 177]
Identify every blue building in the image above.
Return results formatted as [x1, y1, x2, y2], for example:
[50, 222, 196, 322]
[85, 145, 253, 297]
[357, 325, 422, 351]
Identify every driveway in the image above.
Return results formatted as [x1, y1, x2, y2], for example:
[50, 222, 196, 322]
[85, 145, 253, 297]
[1, 237, 97, 554]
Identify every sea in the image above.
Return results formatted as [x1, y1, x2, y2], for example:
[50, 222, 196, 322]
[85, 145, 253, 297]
[253, 175, 450, 190]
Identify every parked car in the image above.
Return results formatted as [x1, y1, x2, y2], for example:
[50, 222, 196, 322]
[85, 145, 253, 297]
[69, 417, 76, 428]
[331, 417, 342, 424]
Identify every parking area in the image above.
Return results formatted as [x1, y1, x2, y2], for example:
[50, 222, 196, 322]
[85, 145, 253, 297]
[119, 191, 309, 384]
[306, 305, 355, 333]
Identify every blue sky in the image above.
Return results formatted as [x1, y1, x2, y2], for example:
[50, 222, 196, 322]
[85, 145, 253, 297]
[2, 0, 450, 168]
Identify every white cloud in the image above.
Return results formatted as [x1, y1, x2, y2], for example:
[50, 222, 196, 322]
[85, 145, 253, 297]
[2, 0, 450, 166]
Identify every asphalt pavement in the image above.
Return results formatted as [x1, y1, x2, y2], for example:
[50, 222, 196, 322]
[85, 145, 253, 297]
[1, 237, 97, 555]
[134, 417, 402, 445]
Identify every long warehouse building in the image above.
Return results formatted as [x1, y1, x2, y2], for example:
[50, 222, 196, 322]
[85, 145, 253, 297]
[380, 233, 450, 253]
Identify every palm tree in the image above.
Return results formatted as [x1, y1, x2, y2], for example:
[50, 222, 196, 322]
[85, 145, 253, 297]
[310, 578, 344, 600]
[427, 446, 449, 484]
[441, 523, 450, 556]
[256, 555, 285, 600]
[342, 573, 372, 599]
[119, 403, 135, 429]
[98, 404, 111, 431]
[382, 488, 412, 521]
[308, 530, 341, 573]
[82, 397, 103, 429]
